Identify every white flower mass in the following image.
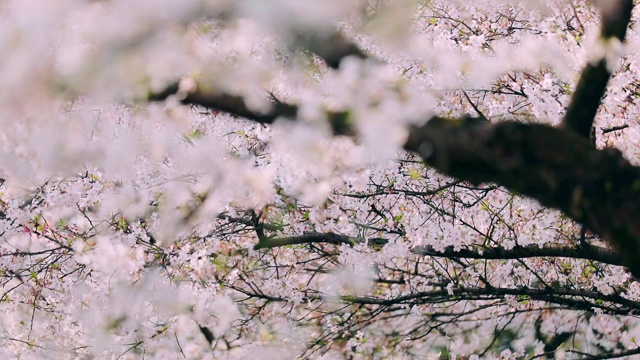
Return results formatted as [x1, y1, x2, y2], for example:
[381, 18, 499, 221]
[0, 0, 638, 358]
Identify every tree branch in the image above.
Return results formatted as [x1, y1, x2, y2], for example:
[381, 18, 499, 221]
[601, 124, 629, 134]
[561, 0, 633, 139]
[253, 230, 621, 266]
[413, 243, 621, 266]
[253, 231, 388, 250]
[405, 117, 640, 276]
[573, 346, 640, 360]
[149, 82, 354, 136]
[296, 31, 368, 69]
[149, 82, 298, 125]
[341, 285, 640, 315]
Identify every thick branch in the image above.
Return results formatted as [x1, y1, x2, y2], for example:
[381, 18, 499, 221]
[562, 0, 633, 139]
[405, 117, 640, 276]
[148, 29, 367, 132]
[413, 243, 621, 266]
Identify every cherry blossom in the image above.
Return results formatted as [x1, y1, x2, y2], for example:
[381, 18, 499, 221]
[1, 0, 640, 358]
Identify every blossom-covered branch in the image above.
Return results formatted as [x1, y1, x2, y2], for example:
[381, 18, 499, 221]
[148, 82, 354, 136]
[7, 0, 640, 357]
[153, 80, 640, 276]
[148, 82, 298, 125]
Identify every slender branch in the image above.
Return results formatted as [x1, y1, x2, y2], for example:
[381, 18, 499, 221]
[561, 0, 634, 139]
[253, 232, 388, 250]
[229, 274, 637, 316]
[341, 285, 640, 314]
[573, 346, 640, 360]
[601, 124, 629, 134]
[338, 180, 462, 198]
[461, 90, 488, 121]
[149, 82, 298, 125]
[253, 230, 621, 266]
[149, 82, 354, 136]
[217, 212, 283, 232]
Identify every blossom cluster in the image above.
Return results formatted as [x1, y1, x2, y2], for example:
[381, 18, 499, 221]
[0, 0, 639, 359]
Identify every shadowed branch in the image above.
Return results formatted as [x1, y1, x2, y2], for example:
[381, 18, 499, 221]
[252, 230, 621, 266]
[561, 0, 634, 140]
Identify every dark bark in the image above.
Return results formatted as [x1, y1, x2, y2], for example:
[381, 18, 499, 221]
[149, 83, 298, 124]
[253, 230, 621, 266]
[149, 83, 354, 136]
[561, 0, 633, 139]
[296, 31, 368, 69]
[405, 117, 640, 276]
[149, 0, 640, 276]
[341, 285, 640, 314]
